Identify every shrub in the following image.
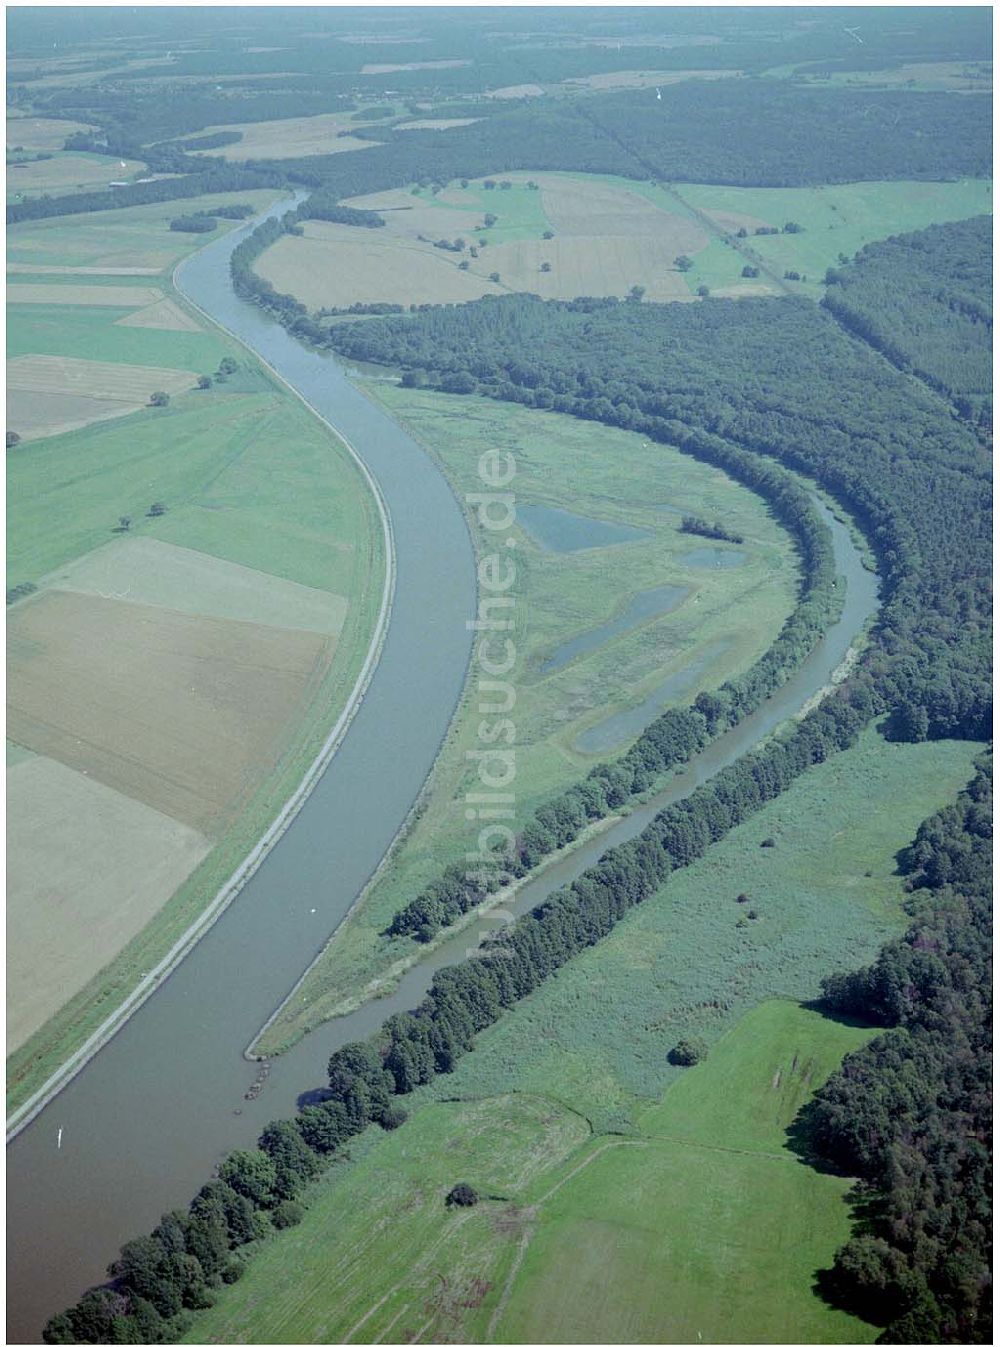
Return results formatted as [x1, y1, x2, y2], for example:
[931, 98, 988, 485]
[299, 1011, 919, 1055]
[445, 1183, 479, 1208]
[669, 1038, 708, 1067]
[271, 1201, 304, 1230]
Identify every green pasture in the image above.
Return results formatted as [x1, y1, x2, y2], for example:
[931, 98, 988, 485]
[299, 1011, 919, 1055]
[258, 383, 799, 1050]
[7, 302, 229, 370]
[180, 1002, 883, 1346]
[410, 177, 552, 243]
[673, 178, 992, 294]
[494, 1000, 879, 1346]
[421, 728, 981, 1125]
[6, 189, 280, 271]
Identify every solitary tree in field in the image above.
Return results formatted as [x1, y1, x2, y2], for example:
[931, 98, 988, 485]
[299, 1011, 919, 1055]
[669, 1038, 708, 1067]
[458, 260, 470, 271]
[196, 374, 212, 390]
[6, 430, 21, 448]
[483, 213, 498, 228]
[697, 284, 710, 298]
[675, 255, 694, 272]
[489, 271, 500, 284]
[147, 501, 166, 517]
[118, 515, 132, 532]
[218, 356, 238, 376]
[540, 261, 552, 273]
[446, 1183, 479, 1208]
[149, 391, 169, 407]
[628, 285, 645, 301]
[543, 230, 554, 240]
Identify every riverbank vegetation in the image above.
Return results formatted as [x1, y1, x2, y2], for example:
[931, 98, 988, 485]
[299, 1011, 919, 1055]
[45, 729, 983, 1343]
[325, 264, 990, 745]
[253, 386, 807, 1048]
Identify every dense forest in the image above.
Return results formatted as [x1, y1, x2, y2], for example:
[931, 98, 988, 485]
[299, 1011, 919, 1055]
[248, 83, 990, 202]
[824, 216, 993, 431]
[804, 756, 992, 1344]
[6, 164, 285, 224]
[324, 277, 991, 747]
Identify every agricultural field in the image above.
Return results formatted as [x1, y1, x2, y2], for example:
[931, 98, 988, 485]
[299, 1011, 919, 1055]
[7, 353, 198, 440]
[6, 188, 281, 270]
[673, 178, 993, 295]
[796, 60, 993, 93]
[257, 383, 800, 1049]
[180, 110, 384, 160]
[6, 196, 386, 1101]
[188, 730, 981, 1345]
[6, 151, 147, 201]
[6, 114, 97, 151]
[561, 67, 739, 90]
[261, 172, 707, 306]
[256, 170, 990, 310]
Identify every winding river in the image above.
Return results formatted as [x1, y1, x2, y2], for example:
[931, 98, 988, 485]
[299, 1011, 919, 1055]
[6, 201, 880, 1342]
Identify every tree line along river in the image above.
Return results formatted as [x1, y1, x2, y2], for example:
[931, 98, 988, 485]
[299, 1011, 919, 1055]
[5, 199, 879, 1342]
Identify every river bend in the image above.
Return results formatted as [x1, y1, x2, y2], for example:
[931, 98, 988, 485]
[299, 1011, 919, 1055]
[6, 201, 879, 1342]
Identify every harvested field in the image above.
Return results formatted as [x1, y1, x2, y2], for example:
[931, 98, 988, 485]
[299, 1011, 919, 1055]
[538, 174, 703, 242]
[6, 388, 139, 441]
[46, 537, 349, 634]
[7, 354, 198, 439]
[5, 117, 96, 151]
[361, 59, 470, 73]
[183, 112, 381, 160]
[7, 590, 333, 835]
[270, 173, 708, 308]
[469, 236, 696, 300]
[563, 68, 738, 90]
[6, 753, 210, 1053]
[393, 118, 481, 131]
[256, 229, 506, 307]
[7, 263, 161, 275]
[115, 297, 203, 331]
[7, 353, 196, 399]
[6, 152, 146, 197]
[487, 83, 545, 98]
[7, 282, 161, 306]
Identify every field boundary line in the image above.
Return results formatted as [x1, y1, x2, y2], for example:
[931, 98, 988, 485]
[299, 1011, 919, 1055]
[5, 208, 397, 1143]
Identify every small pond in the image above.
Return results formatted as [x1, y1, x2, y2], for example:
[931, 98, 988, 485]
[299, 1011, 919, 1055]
[574, 637, 734, 754]
[519, 503, 652, 552]
[540, 583, 690, 675]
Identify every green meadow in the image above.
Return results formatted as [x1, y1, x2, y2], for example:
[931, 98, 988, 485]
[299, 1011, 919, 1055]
[408, 177, 552, 244]
[6, 189, 280, 271]
[672, 178, 992, 294]
[7, 303, 230, 371]
[257, 383, 800, 1050]
[183, 730, 979, 1344]
[494, 1001, 879, 1346]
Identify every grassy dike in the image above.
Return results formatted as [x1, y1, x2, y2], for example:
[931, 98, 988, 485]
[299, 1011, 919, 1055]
[253, 385, 800, 1052]
[184, 729, 982, 1345]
